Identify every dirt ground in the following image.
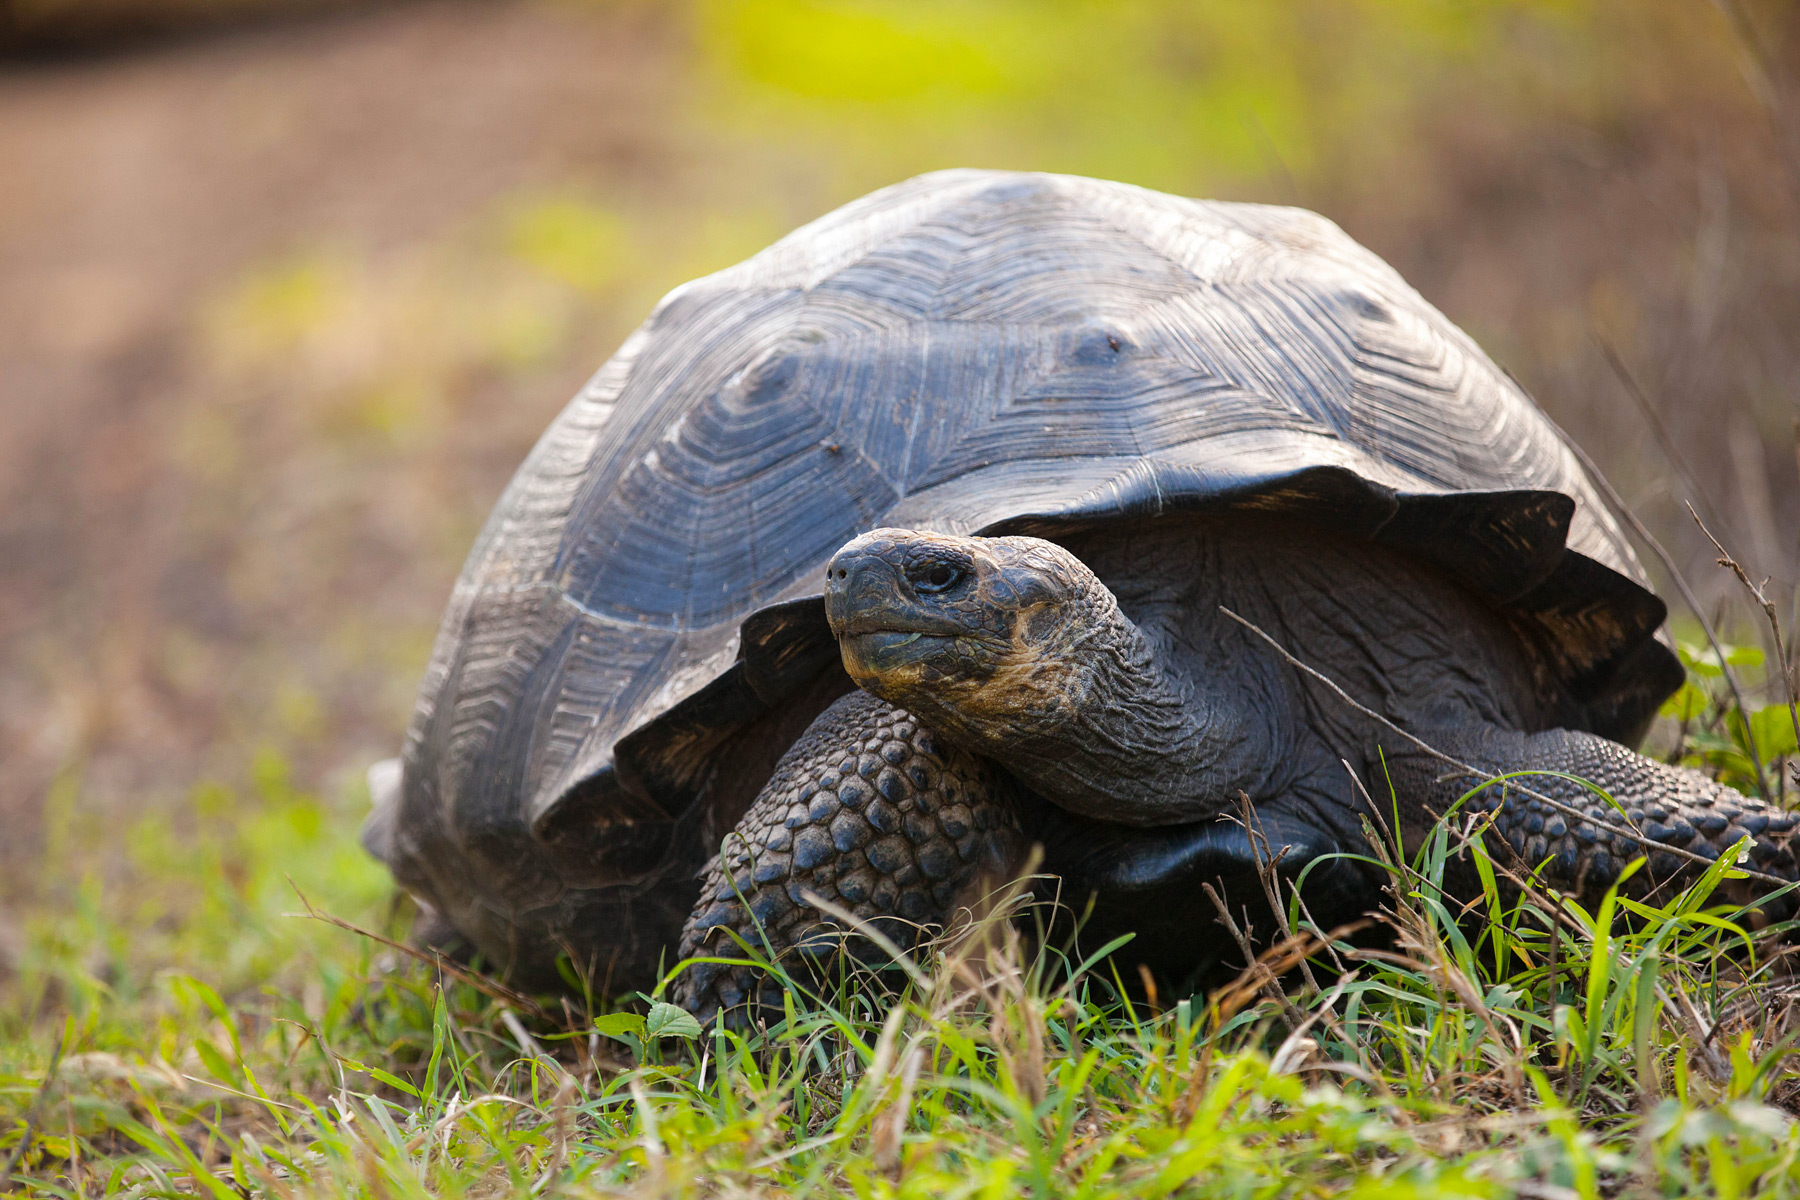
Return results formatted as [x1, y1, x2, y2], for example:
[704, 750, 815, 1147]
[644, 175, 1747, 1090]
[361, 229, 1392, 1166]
[2, 0, 1797, 930]
[0, 0, 695, 897]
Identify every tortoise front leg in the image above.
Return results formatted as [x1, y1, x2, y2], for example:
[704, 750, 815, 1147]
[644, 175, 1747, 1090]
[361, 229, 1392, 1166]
[1389, 727, 1798, 908]
[675, 691, 1024, 1023]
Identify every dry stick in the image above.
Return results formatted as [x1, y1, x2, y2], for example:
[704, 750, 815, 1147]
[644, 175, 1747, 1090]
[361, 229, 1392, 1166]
[1597, 336, 1732, 539]
[1793, 421, 1800, 672]
[1291, 887, 1352, 975]
[1689, 503, 1800, 778]
[1207, 917, 1373, 1032]
[1663, 979, 1731, 1084]
[1217, 606, 1793, 889]
[1252, 867, 1363, 1054]
[1231, 792, 1323, 997]
[1591, 359, 1771, 805]
[287, 882, 554, 1022]
[500, 1009, 551, 1064]
[1531, 400, 1770, 801]
[1199, 880, 1299, 1031]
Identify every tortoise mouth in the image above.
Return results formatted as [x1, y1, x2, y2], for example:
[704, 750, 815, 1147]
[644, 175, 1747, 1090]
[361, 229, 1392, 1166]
[830, 609, 966, 637]
[839, 628, 957, 675]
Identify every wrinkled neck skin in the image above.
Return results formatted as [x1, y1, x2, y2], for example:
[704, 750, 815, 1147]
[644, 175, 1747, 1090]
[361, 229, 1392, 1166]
[869, 573, 1281, 828]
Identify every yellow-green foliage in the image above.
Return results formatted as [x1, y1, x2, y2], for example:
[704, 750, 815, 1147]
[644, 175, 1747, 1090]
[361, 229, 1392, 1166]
[695, 0, 1609, 197]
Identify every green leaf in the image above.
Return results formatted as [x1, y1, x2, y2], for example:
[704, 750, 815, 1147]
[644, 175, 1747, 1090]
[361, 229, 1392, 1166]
[1678, 641, 1719, 676]
[1749, 704, 1800, 758]
[181, 976, 231, 1024]
[424, 989, 448, 1103]
[332, 1056, 420, 1098]
[645, 1002, 703, 1041]
[1660, 682, 1708, 722]
[192, 1038, 237, 1085]
[592, 1012, 647, 1042]
[1632, 950, 1663, 1098]
[1677, 640, 1764, 677]
[364, 1066, 422, 1099]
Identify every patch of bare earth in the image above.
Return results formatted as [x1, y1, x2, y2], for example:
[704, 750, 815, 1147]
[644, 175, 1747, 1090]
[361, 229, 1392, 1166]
[0, 0, 687, 898]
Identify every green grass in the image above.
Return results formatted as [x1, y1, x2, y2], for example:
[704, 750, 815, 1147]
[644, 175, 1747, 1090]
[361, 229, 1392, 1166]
[6, 726, 1800, 1197]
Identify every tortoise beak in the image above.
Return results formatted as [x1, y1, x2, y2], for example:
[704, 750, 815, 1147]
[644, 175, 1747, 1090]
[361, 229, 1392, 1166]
[823, 544, 904, 638]
[825, 532, 967, 680]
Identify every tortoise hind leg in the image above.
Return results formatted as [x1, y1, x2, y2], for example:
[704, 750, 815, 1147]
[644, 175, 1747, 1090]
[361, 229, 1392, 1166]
[1388, 727, 1799, 908]
[675, 690, 1025, 1023]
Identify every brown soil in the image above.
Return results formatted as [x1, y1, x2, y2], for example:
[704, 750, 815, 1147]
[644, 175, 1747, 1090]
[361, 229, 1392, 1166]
[0, 0, 688, 888]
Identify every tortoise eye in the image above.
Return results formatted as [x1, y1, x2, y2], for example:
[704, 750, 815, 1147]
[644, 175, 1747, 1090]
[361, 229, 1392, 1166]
[909, 562, 965, 594]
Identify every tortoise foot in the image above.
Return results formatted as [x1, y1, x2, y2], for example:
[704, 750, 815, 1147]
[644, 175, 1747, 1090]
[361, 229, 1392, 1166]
[674, 690, 1023, 1025]
[1397, 727, 1799, 914]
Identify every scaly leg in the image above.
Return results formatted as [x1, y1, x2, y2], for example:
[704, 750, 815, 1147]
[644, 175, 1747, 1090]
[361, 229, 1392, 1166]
[1388, 727, 1798, 907]
[675, 691, 1024, 1023]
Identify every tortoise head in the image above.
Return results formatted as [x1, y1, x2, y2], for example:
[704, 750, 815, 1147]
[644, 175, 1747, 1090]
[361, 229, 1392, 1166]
[823, 528, 1117, 744]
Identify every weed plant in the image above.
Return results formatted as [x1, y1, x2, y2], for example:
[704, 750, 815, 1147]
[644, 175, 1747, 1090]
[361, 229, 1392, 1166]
[5, 731, 1800, 1196]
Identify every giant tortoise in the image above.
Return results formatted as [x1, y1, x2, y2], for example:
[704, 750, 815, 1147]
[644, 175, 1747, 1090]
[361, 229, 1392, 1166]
[363, 169, 1796, 1015]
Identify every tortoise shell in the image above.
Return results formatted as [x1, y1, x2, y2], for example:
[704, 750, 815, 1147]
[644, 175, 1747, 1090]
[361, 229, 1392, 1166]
[365, 169, 1679, 990]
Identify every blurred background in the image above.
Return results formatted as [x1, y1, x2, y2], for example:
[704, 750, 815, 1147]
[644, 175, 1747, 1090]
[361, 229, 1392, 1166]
[2, 0, 1797, 996]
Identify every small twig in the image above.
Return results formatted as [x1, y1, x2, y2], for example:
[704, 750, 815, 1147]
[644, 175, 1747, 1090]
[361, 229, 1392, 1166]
[1, 1021, 69, 1187]
[1663, 980, 1731, 1084]
[178, 1074, 303, 1110]
[287, 881, 553, 1021]
[1207, 916, 1372, 1031]
[1231, 792, 1322, 997]
[1690, 503, 1800, 781]
[1200, 880, 1297, 1031]
[1529, 387, 1771, 800]
[1268, 970, 1362, 1080]
[1291, 885, 1351, 975]
[1219, 606, 1792, 888]
[1596, 336, 1729, 537]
